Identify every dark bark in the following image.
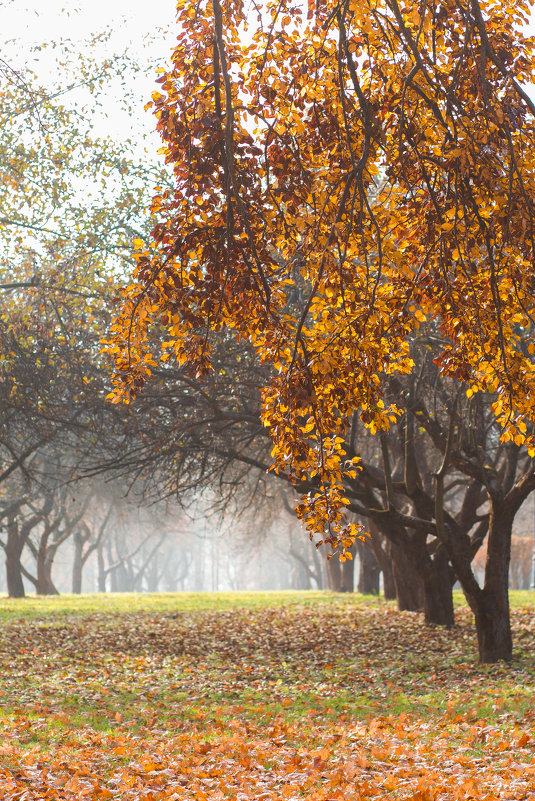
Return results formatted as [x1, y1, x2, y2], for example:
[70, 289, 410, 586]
[365, 523, 396, 598]
[5, 546, 25, 598]
[382, 558, 396, 600]
[2, 505, 49, 598]
[414, 540, 454, 627]
[459, 504, 513, 662]
[389, 540, 423, 612]
[357, 539, 380, 594]
[326, 555, 342, 591]
[473, 587, 512, 663]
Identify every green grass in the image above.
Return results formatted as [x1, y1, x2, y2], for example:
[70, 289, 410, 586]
[0, 587, 532, 622]
[0, 589, 389, 621]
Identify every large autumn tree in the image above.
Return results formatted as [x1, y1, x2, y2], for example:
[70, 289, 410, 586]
[108, 0, 535, 661]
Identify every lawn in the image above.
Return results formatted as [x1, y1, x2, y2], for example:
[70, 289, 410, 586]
[0, 591, 533, 799]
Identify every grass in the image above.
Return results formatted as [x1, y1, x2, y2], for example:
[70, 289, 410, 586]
[0, 588, 532, 622]
[0, 591, 533, 799]
[0, 589, 390, 621]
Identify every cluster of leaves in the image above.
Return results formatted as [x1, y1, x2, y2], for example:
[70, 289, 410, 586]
[0, 593, 533, 798]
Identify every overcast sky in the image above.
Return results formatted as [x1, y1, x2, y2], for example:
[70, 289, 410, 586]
[1, 0, 178, 146]
[1, 0, 176, 49]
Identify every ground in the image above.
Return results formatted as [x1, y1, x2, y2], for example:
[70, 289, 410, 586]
[0, 591, 533, 800]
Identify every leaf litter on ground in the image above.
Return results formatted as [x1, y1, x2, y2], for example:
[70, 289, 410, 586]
[0, 593, 533, 799]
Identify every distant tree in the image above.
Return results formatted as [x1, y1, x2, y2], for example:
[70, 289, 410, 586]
[0, 43, 173, 598]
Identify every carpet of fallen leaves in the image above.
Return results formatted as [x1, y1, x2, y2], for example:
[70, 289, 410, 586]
[0, 596, 533, 800]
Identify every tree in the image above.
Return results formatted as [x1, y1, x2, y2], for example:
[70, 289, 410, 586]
[0, 41, 175, 599]
[108, 0, 535, 661]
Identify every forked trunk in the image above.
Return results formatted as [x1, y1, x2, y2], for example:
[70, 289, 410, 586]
[35, 548, 59, 595]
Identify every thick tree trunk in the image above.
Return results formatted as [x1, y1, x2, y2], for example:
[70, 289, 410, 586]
[408, 535, 454, 626]
[326, 555, 342, 591]
[468, 507, 512, 662]
[357, 540, 380, 594]
[6, 549, 25, 598]
[5, 519, 25, 598]
[35, 550, 59, 595]
[389, 541, 423, 612]
[472, 588, 512, 663]
[382, 558, 396, 600]
[419, 545, 454, 627]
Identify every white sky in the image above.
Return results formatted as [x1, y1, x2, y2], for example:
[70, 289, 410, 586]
[1, 0, 177, 51]
[1, 0, 179, 148]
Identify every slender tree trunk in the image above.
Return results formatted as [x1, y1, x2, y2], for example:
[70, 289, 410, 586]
[97, 541, 107, 592]
[310, 542, 324, 589]
[341, 543, 356, 592]
[382, 557, 396, 600]
[72, 533, 83, 594]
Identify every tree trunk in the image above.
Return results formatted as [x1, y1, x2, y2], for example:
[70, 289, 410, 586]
[341, 546, 355, 592]
[472, 588, 512, 662]
[408, 534, 454, 626]
[419, 544, 454, 627]
[97, 541, 107, 592]
[357, 540, 380, 594]
[382, 557, 396, 600]
[365, 522, 396, 599]
[72, 533, 83, 594]
[310, 542, 324, 589]
[390, 540, 423, 612]
[35, 548, 59, 595]
[469, 506, 512, 662]
[5, 519, 25, 598]
[6, 549, 25, 598]
[326, 555, 342, 591]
